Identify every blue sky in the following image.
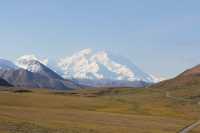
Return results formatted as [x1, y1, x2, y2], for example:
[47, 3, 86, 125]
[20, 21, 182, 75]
[0, 0, 200, 78]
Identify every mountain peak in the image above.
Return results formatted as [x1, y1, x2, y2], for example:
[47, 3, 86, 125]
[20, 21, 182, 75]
[17, 54, 48, 65]
[57, 48, 159, 83]
[16, 55, 48, 73]
[79, 48, 93, 55]
[16, 55, 63, 80]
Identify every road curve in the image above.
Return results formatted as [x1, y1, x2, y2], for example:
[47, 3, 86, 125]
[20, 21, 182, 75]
[179, 120, 200, 133]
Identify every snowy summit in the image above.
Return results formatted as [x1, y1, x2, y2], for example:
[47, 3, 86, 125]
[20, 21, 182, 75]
[57, 49, 159, 83]
[16, 55, 48, 73]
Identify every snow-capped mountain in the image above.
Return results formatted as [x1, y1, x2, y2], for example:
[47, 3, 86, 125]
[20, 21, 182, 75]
[16, 55, 48, 73]
[16, 55, 63, 80]
[57, 48, 159, 83]
[13, 50, 161, 88]
[12, 55, 79, 90]
[0, 58, 18, 70]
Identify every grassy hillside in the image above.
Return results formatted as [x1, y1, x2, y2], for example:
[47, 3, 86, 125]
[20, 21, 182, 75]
[0, 86, 200, 133]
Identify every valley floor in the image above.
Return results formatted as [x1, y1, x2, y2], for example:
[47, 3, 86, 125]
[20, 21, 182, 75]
[0, 87, 200, 133]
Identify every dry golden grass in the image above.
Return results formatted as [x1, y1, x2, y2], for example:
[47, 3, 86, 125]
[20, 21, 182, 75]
[0, 87, 199, 133]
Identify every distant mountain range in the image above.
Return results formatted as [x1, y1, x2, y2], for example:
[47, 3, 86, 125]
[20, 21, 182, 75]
[0, 49, 164, 89]
[0, 69, 79, 90]
[0, 57, 79, 90]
